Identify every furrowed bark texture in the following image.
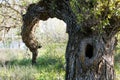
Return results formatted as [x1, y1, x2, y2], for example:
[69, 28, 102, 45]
[65, 33, 116, 80]
[21, 0, 120, 79]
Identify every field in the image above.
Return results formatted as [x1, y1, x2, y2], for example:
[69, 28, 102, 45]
[115, 44, 120, 80]
[0, 31, 120, 80]
[0, 42, 120, 80]
[0, 0, 120, 79]
[0, 42, 66, 80]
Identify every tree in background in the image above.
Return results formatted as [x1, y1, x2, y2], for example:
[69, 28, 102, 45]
[21, 0, 120, 79]
[0, 0, 39, 47]
[0, 0, 39, 37]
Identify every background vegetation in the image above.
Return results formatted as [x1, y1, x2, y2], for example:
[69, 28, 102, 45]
[0, 0, 120, 80]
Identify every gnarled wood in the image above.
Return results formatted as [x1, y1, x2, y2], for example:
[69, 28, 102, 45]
[21, 0, 73, 64]
[21, 0, 119, 79]
[65, 35, 116, 80]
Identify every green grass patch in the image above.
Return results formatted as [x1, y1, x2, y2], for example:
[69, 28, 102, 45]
[1, 41, 120, 80]
[0, 42, 67, 80]
[115, 44, 120, 80]
[115, 51, 120, 80]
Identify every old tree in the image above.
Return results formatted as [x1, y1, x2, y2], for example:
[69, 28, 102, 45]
[21, 0, 120, 80]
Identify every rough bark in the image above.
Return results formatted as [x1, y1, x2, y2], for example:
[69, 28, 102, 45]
[21, 0, 120, 79]
[21, 11, 41, 64]
[65, 32, 117, 80]
[21, 0, 74, 64]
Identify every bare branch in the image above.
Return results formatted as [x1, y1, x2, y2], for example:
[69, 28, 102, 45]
[0, 3, 21, 15]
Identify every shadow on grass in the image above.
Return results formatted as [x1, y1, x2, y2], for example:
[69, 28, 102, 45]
[7, 58, 32, 66]
[5, 55, 65, 71]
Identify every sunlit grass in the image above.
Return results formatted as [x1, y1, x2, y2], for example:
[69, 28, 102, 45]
[114, 34, 120, 80]
[115, 44, 120, 80]
[0, 41, 120, 80]
[0, 42, 66, 80]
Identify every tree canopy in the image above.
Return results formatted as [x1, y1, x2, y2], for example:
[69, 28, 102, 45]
[70, 0, 120, 37]
[23, 0, 120, 36]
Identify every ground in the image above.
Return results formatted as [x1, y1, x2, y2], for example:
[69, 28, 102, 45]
[0, 41, 120, 80]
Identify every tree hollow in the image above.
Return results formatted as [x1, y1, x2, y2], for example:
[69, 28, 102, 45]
[85, 44, 94, 59]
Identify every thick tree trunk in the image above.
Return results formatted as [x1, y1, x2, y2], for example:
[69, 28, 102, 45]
[21, 16, 42, 64]
[21, 0, 120, 79]
[65, 33, 116, 80]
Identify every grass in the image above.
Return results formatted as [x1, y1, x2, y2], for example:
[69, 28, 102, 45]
[0, 42, 67, 80]
[115, 46, 120, 80]
[0, 41, 120, 80]
[115, 35, 120, 80]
